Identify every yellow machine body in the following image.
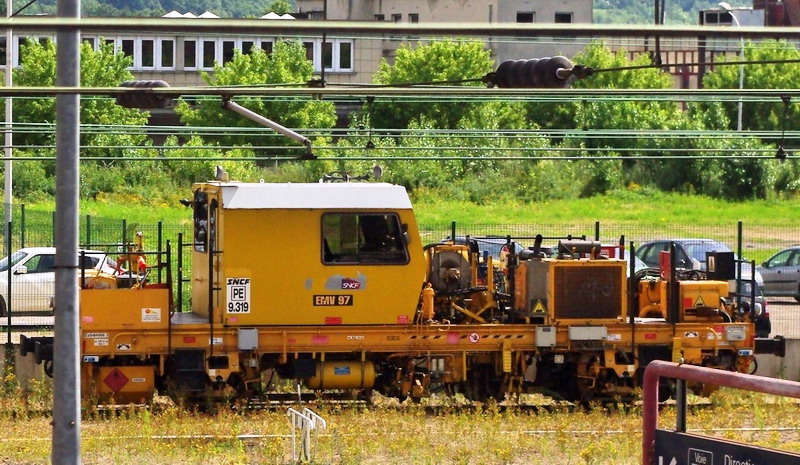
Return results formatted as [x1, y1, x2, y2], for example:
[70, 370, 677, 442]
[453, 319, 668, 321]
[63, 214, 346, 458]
[304, 361, 376, 390]
[637, 279, 730, 321]
[515, 258, 628, 322]
[190, 182, 426, 326]
[46, 180, 764, 405]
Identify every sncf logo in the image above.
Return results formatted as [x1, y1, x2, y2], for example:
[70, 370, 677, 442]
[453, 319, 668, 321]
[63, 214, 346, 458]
[341, 278, 361, 289]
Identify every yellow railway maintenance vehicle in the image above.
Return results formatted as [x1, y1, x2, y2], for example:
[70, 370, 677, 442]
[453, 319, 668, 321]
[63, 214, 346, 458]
[20, 178, 785, 405]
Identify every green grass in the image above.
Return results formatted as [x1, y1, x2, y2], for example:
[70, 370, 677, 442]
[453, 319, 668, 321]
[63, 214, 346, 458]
[15, 189, 800, 264]
[0, 376, 799, 465]
[412, 188, 800, 226]
[22, 189, 800, 227]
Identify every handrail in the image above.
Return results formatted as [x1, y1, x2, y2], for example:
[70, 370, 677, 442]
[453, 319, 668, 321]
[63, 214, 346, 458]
[642, 361, 800, 465]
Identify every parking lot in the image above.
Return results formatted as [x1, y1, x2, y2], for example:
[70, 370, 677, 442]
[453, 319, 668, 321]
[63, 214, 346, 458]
[765, 297, 800, 339]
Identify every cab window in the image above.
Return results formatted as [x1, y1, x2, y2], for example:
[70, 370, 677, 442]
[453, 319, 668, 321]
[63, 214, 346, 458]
[322, 213, 408, 264]
[193, 190, 208, 252]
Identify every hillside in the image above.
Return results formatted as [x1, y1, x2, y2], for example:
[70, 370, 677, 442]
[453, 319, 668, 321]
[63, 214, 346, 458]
[594, 0, 727, 24]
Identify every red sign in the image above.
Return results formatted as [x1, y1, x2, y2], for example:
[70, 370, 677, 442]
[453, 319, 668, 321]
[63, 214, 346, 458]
[183, 336, 196, 344]
[103, 368, 129, 392]
[645, 333, 657, 340]
[311, 335, 329, 344]
[325, 316, 342, 325]
[397, 315, 409, 324]
[341, 278, 361, 289]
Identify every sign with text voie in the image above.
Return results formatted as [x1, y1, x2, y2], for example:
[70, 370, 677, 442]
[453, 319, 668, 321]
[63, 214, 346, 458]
[655, 430, 800, 465]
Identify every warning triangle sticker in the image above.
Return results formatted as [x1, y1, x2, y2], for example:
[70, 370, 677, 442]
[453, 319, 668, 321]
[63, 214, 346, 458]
[695, 295, 706, 307]
[533, 300, 547, 313]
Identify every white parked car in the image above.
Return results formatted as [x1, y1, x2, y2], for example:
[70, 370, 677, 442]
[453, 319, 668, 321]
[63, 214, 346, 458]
[0, 247, 121, 315]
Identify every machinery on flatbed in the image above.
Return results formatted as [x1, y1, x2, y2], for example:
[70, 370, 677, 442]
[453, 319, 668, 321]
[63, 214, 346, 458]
[19, 179, 786, 405]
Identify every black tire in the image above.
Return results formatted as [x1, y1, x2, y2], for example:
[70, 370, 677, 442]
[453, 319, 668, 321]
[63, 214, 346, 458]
[0, 297, 6, 317]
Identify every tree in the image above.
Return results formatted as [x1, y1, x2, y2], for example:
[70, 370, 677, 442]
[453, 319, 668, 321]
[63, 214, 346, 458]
[175, 40, 337, 158]
[11, 39, 150, 160]
[700, 40, 800, 133]
[265, 0, 292, 15]
[369, 40, 525, 130]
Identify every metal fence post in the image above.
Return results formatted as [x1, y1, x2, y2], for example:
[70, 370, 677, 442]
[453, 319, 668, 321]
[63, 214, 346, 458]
[19, 203, 24, 249]
[84, 214, 90, 248]
[5, 220, 12, 370]
[157, 221, 163, 283]
[177, 232, 183, 313]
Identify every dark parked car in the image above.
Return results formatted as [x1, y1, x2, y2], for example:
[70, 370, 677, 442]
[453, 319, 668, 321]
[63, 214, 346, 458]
[756, 246, 800, 302]
[636, 238, 763, 285]
[736, 279, 771, 338]
[444, 236, 529, 261]
[637, 239, 769, 337]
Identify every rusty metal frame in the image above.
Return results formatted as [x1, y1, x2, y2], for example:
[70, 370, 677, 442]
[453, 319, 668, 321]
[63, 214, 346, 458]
[642, 360, 800, 465]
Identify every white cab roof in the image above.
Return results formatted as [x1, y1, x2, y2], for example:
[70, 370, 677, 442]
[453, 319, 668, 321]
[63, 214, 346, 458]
[218, 183, 413, 210]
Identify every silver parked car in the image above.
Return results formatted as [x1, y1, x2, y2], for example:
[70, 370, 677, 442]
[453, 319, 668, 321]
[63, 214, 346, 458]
[756, 246, 800, 302]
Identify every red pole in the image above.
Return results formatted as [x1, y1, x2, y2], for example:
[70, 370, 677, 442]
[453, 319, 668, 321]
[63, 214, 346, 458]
[642, 361, 800, 465]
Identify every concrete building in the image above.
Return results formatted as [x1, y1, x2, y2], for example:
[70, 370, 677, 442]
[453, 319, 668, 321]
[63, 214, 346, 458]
[294, 0, 593, 83]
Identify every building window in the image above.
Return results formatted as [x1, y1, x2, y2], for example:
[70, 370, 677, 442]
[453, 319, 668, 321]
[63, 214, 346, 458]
[260, 39, 273, 55]
[704, 11, 732, 25]
[516, 12, 534, 23]
[374, 14, 385, 21]
[322, 41, 333, 69]
[222, 40, 236, 64]
[83, 37, 96, 50]
[339, 41, 352, 70]
[202, 39, 216, 68]
[303, 41, 315, 61]
[140, 39, 155, 68]
[305, 39, 353, 73]
[159, 39, 175, 69]
[391, 13, 401, 22]
[242, 40, 254, 55]
[184, 39, 197, 69]
[554, 12, 573, 23]
[121, 38, 135, 58]
[408, 13, 419, 23]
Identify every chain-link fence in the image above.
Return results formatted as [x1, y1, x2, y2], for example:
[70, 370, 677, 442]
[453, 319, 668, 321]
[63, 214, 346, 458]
[1, 211, 798, 338]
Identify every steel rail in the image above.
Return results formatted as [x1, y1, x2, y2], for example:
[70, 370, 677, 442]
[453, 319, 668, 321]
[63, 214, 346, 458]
[0, 18, 798, 39]
[0, 154, 793, 161]
[0, 86, 800, 98]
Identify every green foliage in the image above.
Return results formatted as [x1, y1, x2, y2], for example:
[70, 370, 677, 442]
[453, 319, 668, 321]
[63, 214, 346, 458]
[3, 156, 55, 202]
[265, 0, 292, 15]
[370, 40, 520, 130]
[700, 40, 800, 133]
[175, 41, 336, 158]
[12, 39, 150, 160]
[159, 136, 261, 186]
[595, 0, 719, 24]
